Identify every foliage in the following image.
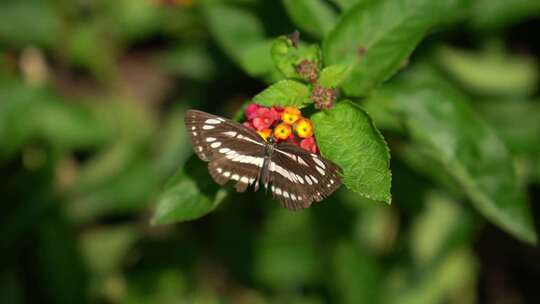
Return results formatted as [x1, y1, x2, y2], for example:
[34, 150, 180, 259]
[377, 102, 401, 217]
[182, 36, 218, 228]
[1, 0, 540, 303]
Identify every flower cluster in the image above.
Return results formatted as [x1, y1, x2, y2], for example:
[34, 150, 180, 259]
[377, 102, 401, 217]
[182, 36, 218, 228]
[243, 103, 318, 153]
[311, 85, 336, 109]
[296, 60, 318, 83]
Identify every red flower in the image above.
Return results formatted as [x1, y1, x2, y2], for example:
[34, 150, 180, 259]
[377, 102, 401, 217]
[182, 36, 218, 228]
[245, 103, 261, 120]
[243, 121, 255, 130]
[300, 136, 317, 153]
[252, 107, 278, 130]
[270, 106, 282, 121]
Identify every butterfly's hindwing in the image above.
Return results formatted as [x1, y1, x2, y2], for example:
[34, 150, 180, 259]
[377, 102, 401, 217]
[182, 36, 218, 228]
[269, 143, 342, 210]
[208, 146, 265, 193]
[185, 110, 342, 210]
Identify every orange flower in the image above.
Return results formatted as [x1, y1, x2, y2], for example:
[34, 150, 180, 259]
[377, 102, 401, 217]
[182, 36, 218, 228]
[281, 106, 301, 125]
[274, 123, 292, 140]
[257, 129, 272, 141]
[295, 118, 313, 138]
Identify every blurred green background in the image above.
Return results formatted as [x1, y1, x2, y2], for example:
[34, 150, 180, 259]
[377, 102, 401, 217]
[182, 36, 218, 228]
[1, 0, 540, 303]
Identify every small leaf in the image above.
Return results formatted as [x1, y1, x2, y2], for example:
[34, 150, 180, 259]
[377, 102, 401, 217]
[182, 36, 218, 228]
[253, 80, 311, 107]
[312, 101, 392, 203]
[282, 0, 337, 39]
[384, 78, 537, 244]
[239, 40, 280, 80]
[318, 64, 352, 88]
[152, 157, 227, 225]
[323, 0, 447, 96]
[271, 36, 322, 79]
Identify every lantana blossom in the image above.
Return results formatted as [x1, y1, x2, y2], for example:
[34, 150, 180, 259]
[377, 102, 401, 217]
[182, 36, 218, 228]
[294, 118, 313, 138]
[243, 103, 319, 153]
[252, 107, 279, 130]
[300, 136, 317, 153]
[257, 128, 272, 140]
[281, 106, 301, 125]
[274, 123, 292, 140]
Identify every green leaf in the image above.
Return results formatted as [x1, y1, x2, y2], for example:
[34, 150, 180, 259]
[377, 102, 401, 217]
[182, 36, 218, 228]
[332, 242, 381, 304]
[282, 0, 337, 39]
[37, 209, 87, 304]
[69, 158, 160, 223]
[66, 22, 117, 80]
[331, 0, 366, 10]
[102, 0, 162, 42]
[474, 100, 540, 156]
[0, 80, 108, 158]
[152, 107, 193, 177]
[383, 248, 477, 304]
[397, 142, 463, 195]
[351, 197, 400, 254]
[0, 0, 61, 48]
[410, 192, 475, 265]
[470, 0, 540, 30]
[323, 0, 445, 96]
[81, 225, 138, 275]
[203, 2, 274, 78]
[152, 157, 227, 225]
[252, 80, 311, 107]
[255, 209, 320, 288]
[271, 36, 322, 79]
[312, 101, 392, 203]
[160, 45, 216, 81]
[318, 64, 352, 88]
[240, 39, 280, 80]
[436, 43, 538, 97]
[125, 269, 187, 303]
[384, 79, 537, 244]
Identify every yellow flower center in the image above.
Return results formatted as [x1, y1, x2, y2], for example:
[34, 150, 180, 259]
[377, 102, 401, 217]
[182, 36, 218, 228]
[295, 118, 313, 138]
[281, 106, 301, 125]
[274, 123, 292, 140]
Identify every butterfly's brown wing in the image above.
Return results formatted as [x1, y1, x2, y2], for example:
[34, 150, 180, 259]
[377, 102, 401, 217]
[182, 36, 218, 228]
[268, 143, 342, 210]
[185, 110, 266, 192]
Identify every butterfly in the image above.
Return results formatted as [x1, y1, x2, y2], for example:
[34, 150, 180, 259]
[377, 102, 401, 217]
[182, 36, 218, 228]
[185, 109, 342, 210]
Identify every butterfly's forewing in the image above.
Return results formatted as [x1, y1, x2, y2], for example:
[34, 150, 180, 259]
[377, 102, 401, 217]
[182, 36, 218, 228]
[185, 110, 266, 191]
[268, 143, 342, 210]
[185, 110, 263, 161]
